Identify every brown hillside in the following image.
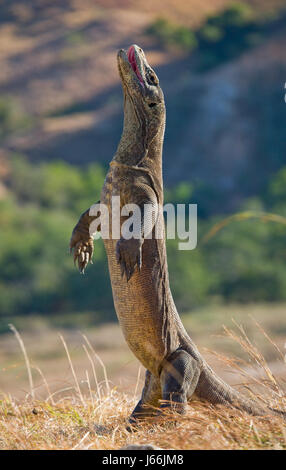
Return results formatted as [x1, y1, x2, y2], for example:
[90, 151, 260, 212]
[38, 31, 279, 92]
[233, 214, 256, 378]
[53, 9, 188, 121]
[0, 0, 286, 211]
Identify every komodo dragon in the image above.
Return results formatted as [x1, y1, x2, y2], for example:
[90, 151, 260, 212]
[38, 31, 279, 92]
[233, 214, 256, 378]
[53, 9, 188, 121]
[70, 45, 284, 423]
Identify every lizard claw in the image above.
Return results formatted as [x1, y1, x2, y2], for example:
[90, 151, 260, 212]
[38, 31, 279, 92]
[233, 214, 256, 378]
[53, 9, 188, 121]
[116, 238, 142, 282]
[70, 228, 94, 273]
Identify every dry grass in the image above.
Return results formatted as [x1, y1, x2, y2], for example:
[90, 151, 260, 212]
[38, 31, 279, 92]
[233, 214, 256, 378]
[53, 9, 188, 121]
[0, 321, 285, 450]
[1, 394, 285, 450]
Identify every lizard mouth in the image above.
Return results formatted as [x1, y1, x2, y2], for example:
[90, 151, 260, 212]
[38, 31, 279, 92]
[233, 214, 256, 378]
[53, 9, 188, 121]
[127, 45, 144, 87]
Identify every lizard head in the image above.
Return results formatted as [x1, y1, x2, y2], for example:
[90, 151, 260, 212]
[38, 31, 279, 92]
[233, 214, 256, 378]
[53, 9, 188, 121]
[117, 45, 165, 121]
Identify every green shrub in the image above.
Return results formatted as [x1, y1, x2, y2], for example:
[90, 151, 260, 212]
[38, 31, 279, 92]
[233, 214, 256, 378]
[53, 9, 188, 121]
[165, 182, 193, 204]
[0, 97, 32, 139]
[0, 156, 110, 317]
[9, 155, 105, 212]
[199, 24, 224, 43]
[196, 3, 256, 69]
[210, 2, 254, 28]
[1, 155, 286, 319]
[146, 18, 197, 52]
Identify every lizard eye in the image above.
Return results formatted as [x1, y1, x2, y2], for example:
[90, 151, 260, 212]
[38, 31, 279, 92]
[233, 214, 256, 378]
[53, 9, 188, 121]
[146, 69, 159, 86]
[148, 102, 157, 108]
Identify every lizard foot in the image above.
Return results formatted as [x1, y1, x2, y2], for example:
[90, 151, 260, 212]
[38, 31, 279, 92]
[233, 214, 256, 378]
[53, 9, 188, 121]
[116, 238, 142, 281]
[70, 229, 94, 273]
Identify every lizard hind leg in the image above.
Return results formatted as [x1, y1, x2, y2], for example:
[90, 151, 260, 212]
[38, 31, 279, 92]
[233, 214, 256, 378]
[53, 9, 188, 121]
[129, 370, 162, 425]
[159, 349, 201, 415]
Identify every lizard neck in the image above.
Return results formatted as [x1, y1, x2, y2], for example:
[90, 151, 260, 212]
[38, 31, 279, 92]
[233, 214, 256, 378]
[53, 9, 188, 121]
[113, 94, 165, 179]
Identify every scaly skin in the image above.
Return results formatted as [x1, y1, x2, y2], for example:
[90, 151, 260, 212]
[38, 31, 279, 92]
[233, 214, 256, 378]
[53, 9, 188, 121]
[70, 45, 285, 422]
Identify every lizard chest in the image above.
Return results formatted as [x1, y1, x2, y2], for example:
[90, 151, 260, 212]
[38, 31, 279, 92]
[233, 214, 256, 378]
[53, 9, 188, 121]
[101, 166, 147, 209]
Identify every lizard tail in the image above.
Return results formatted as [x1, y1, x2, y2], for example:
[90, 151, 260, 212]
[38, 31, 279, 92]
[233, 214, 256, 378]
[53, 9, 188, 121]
[195, 364, 286, 419]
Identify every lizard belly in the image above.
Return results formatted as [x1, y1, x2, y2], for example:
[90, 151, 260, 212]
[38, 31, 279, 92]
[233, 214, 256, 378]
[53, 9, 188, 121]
[103, 238, 180, 376]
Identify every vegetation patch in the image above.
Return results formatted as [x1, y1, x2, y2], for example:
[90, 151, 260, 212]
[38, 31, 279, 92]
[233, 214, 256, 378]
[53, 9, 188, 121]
[146, 2, 286, 69]
[0, 155, 286, 321]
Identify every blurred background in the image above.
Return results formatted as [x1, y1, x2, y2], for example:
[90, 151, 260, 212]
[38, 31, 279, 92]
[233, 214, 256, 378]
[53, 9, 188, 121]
[0, 0, 286, 400]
